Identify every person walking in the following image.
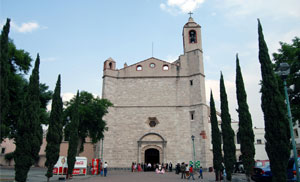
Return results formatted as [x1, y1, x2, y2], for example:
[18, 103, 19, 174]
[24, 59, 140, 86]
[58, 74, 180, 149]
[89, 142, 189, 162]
[187, 165, 195, 180]
[185, 164, 190, 178]
[180, 162, 186, 179]
[103, 162, 108, 177]
[198, 166, 203, 179]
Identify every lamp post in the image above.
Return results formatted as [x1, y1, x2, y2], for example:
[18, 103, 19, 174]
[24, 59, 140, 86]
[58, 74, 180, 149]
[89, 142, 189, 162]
[277, 62, 300, 182]
[191, 135, 196, 168]
[101, 138, 104, 162]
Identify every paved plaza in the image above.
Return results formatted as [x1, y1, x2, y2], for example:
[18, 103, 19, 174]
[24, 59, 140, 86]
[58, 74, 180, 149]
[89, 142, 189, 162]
[0, 167, 247, 182]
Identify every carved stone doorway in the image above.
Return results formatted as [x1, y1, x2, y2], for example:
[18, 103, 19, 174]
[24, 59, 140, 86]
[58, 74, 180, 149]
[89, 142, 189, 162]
[137, 133, 167, 164]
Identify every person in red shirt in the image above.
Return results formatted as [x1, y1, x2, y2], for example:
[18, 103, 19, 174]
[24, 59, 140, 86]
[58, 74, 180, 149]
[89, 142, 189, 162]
[187, 165, 195, 180]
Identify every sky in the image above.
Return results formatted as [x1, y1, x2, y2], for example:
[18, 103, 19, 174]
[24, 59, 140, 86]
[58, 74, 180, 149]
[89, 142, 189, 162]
[1, 0, 300, 128]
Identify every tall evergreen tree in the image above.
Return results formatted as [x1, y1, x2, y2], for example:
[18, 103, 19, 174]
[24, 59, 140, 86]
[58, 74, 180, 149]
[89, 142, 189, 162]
[257, 19, 290, 182]
[220, 73, 236, 181]
[235, 54, 255, 182]
[14, 55, 43, 182]
[0, 18, 11, 141]
[1, 19, 50, 141]
[210, 91, 223, 181]
[45, 75, 63, 182]
[67, 91, 80, 179]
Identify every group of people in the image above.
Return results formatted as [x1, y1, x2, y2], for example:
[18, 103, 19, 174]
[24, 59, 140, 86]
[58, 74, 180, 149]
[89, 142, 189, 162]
[175, 162, 203, 180]
[130, 161, 204, 180]
[87, 161, 108, 177]
[131, 162, 173, 172]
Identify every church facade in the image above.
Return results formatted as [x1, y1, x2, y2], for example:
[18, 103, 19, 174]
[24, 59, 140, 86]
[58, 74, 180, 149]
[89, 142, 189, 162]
[100, 17, 213, 168]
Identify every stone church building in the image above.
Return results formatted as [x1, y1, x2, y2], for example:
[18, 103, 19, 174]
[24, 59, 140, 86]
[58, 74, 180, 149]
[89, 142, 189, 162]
[100, 17, 213, 168]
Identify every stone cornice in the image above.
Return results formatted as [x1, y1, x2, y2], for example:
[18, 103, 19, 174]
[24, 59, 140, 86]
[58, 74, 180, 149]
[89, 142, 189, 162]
[102, 72, 205, 79]
[110, 103, 208, 108]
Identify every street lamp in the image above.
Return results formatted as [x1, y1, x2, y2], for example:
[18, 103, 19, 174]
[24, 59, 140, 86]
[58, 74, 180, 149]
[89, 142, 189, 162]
[101, 138, 104, 162]
[191, 135, 196, 168]
[277, 62, 300, 182]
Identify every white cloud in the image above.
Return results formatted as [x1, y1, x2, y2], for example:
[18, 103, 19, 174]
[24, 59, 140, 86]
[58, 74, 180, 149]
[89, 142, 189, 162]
[11, 21, 40, 33]
[266, 28, 300, 55]
[160, 0, 205, 14]
[46, 92, 75, 111]
[206, 66, 265, 128]
[164, 55, 178, 62]
[62, 92, 76, 103]
[205, 78, 237, 120]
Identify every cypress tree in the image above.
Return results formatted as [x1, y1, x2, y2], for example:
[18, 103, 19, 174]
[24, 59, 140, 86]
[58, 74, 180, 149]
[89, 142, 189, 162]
[0, 18, 11, 141]
[14, 54, 43, 182]
[257, 19, 290, 182]
[210, 91, 223, 181]
[67, 91, 80, 178]
[45, 75, 63, 181]
[220, 73, 236, 181]
[235, 54, 255, 182]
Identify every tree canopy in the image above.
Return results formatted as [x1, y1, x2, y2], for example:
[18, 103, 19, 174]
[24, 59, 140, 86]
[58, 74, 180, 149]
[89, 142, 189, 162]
[64, 91, 112, 154]
[273, 37, 300, 124]
[0, 19, 52, 140]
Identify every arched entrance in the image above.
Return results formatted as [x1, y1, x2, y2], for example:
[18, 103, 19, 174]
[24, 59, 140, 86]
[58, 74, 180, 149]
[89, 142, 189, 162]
[137, 133, 167, 164]
[145, 148, 160, 165]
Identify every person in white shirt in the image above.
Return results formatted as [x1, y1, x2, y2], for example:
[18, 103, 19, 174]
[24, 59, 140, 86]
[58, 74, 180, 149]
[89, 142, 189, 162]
[104, 162, 108, 177]
[147, 163, 152, 171]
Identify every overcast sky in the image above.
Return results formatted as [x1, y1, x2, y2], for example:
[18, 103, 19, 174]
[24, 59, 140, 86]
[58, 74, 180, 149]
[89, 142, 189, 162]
[1, 0, 299, 128]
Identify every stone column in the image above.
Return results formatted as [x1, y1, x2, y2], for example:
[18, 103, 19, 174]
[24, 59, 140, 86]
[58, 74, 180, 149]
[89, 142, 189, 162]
[137, 141, 141, 163]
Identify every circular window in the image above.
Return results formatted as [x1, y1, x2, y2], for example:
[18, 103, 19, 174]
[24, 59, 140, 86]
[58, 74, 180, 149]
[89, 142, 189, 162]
[150, 63, 155, 68]
[136, 65, 142, 71]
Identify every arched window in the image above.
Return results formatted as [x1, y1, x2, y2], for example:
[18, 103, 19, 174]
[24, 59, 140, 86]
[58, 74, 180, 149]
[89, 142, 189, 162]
[136, 65, 142, 71]
[108, 62, 113, 69]
[163, 65, 169, 71]
[189, 30, 197, 43]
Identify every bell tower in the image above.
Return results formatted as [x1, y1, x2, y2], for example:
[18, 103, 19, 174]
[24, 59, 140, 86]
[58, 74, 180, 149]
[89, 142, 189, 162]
[182, 15, 203, 53]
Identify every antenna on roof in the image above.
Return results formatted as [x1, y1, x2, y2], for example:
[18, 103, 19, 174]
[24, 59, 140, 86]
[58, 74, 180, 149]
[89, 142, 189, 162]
[152, 42, 154, 57]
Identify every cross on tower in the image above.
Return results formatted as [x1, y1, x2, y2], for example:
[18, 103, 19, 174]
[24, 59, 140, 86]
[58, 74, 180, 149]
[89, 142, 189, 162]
[188, 11, 193, 18]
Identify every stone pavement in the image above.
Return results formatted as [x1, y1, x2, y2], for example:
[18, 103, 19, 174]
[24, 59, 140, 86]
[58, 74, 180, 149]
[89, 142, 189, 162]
[0, 167, 247, 182]
[73, 171, 247, 182]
